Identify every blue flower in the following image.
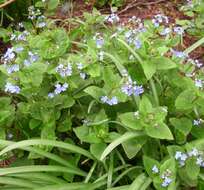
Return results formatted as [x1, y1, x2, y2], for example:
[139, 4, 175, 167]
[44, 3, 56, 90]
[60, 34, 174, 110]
[174, 26, 184, 35]
[101, 96, 118, 106]
[80, 72, 86, 79]
[105, 13, 120, 23]
[193, 119, 202, 126]
[195, 79, 203, 88]
[160, 27, 171, 36]
[133, 39, 142, 49]
[161, 177, 172, 187]
[54, 83, 68, 94]
[5, 82, 20, 94]
[152, 165, 159, 174]
[56, 63, 72, 77]
[6, 64, 19, 74]
[171, 49, 187, 58]
[2, 48, 15, 63]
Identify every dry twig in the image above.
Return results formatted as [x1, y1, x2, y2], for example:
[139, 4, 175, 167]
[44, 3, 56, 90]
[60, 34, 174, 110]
[0, 0, 16, 9]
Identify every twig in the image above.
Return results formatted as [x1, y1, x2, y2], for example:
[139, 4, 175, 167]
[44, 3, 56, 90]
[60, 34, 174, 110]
[0, 0, 16, 9]
[118, 0, 166, 15]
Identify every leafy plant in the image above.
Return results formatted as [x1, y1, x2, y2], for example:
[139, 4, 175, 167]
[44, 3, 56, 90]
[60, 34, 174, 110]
[0, 2, 204, 190]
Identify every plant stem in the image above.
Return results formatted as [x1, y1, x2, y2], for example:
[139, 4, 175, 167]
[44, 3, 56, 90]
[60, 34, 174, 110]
[149, 78, 159, 106]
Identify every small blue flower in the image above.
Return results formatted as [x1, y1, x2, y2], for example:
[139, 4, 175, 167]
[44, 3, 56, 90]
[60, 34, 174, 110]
[96, 38, 104, 49]
[24, 59, 31, 67]
[80, 72, 86, 79]
[196, 157, 203, 166]
[174, 26, 184, 35]
[101, 96, 118, 106]
[48, 92, 55, 98]
[152, 165, 159, 174]
[77, 63, 84, 70]
[193, 119, 202, 126]
[133, 85, 144, 96]
[105, 13, 120, 23]
[133, 39, 142, 49]
[160, 27, 171, 36]
[195, 79, 203, 88]
[161, 177, 172, 187]
[54, 83, 68, 95]
[171, 49, 187, 58]
[5, 82, 20, 94]
[6, 64, 19, 74]
[188, 148, 199, 157]
[2, 48, 15, 63]
[15, 46, 24, 53]
[28, 51, 39, 62]
[56, 63, 72, 77]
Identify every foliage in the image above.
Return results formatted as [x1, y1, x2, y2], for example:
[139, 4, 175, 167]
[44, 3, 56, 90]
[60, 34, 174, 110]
[0, 1, 204, 190]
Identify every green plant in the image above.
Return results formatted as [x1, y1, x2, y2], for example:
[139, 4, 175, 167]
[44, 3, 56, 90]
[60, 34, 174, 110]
[1, 4, 204, 190]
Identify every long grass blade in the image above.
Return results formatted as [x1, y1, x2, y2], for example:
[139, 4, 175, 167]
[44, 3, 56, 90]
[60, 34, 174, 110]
[0, 139, 94, 160]
[100, 132, 144, 161]
[0, 165, 86, 176]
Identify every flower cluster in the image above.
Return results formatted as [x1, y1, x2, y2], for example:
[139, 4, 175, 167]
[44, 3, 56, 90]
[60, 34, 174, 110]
[56, 63, 72, 77]
[124, 30, 142, 49]
[152, 14, 169, 28]
[24, 51, 39, 67]
[28, 6, 42, 20]
[48, 83, 69, 98]
[105, 13, 120, 24]
[101, 96, 118, 105]
[10, 31, 30, 42]
[28, 6, 46, 28]
[121, 77, 144, 96]
[161, 170, 173, 187]
[175, 148, 204, 167]
[2, 48, 15, 64]
[6, 64, 19, 74]
[5, 82, 20, 94]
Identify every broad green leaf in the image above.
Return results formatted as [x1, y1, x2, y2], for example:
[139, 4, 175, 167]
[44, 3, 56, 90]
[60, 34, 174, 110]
[186, 157, 200, 180]
[84, 86, 105, 101]
[145, 123, 173, 140]
[152, 57, 177, 70]
[143, 156, 160, 178]
[139, 96, 152, 114]
[175, 90, 196, 110]
[118, 112, 143, 130]
[141, 60, 156, 80]
[170, 117, 192, 136]
[90, 143, 106, 160]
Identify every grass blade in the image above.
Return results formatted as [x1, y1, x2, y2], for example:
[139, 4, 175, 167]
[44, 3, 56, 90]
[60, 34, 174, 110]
[0, 165, 86, 176]
[100, 132, 144, 161]
[0, 176, 40, 188]
[128, 173, 147, 190]
[0, 139, 94, 159]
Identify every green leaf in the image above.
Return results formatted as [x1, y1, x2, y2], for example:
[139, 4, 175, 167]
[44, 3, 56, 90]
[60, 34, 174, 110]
[48, 0, 59, 11]
[152, 57, 177, 70]
[84, 86, 105, 101]
[170, 117, 192, 136]
[145, 123, 173, 140]
[139, 96, 152, 114]
[73, 126, 102, 143]
[143, 156, 160, 178]
[122, 136, 147, 159]
[175, 90, 196, 110]
[186, 157, 200, 180]
[141, 60, 156, 80]
[118, 112, 143, 130]
[90, 143, 106, 160]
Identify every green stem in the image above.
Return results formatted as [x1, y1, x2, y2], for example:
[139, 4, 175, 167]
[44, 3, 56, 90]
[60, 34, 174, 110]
[149, 78, 159, 106]
[184, 36, 204, 55]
